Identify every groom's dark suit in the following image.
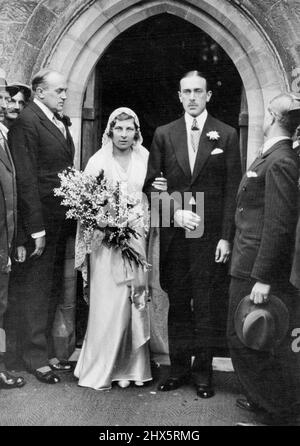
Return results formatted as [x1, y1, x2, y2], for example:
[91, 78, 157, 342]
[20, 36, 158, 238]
[8, 101, 74, 371]
[144, 114, 241, 380]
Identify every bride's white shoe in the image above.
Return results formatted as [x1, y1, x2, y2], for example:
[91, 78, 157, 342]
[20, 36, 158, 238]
[134, 381, 144, 387]
[118, 380, 130, 388]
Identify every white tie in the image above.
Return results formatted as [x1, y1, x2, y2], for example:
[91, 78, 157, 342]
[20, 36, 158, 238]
[53, 115, 66, 138]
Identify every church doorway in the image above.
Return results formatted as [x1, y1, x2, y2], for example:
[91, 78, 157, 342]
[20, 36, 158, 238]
[81, 13, 245, 168]
[77, 13, 245, 352]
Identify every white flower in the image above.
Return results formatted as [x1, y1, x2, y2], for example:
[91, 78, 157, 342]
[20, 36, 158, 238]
[207, 130, 220, 140]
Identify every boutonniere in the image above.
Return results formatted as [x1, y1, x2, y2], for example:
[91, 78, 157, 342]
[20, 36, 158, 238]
[206, 130, 220, 140]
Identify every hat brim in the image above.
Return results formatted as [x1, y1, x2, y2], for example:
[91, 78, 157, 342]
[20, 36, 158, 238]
[0, 84, 19, 97]
[8, 83, 31, 101]
[234, 294, 289, 351]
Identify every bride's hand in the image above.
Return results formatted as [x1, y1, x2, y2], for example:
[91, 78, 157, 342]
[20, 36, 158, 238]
[128, 213, 143, 229]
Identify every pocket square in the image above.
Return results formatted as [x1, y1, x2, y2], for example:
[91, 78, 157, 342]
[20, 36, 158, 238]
[211, 148, 223, 155]
[246, 170, 258, 178]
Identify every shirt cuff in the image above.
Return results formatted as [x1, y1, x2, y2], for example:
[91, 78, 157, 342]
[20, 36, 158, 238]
[31, 230, 46, 239]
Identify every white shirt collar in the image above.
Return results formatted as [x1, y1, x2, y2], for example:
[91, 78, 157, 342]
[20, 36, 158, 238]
[0, 122, 8, 140]
[263, 136, 291, 153]
[184, 109, 208, 132]
[34, 97, 55, 122]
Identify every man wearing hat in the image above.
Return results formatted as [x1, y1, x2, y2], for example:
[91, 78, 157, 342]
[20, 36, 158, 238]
[4, 82, 31, 128]
[0, 76, 26, 388]
[228, 92, 300, 425]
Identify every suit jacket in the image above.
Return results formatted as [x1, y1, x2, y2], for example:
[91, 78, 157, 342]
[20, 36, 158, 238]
[0, 135, 17, 272]
[8, 101, 74, 237]
[143, 114, 241, 290]
[230, 139, 299, 285]
[290, 216, 300, 289]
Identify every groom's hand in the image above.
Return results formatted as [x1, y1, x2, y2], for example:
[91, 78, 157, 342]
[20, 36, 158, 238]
[215, 239, 231, 263]
[174, 210, 201, 231]
[30, 236, 46, 258]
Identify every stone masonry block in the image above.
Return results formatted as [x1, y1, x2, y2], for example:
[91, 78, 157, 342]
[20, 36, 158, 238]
[22, 4, 57, 48]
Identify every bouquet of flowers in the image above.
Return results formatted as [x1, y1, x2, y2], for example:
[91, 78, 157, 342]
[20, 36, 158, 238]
[54, 167, 150, 270]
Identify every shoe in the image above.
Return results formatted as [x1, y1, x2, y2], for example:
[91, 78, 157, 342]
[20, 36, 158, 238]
[196, 384, 215, 399]
[0, 371, 26, 389]
[134, 381, 144, 387]
[236, 398, 264, 413]
[33, 369, 60, 384]
[118, 380, 130, 388]
[49, 360, 73, 372]
[158, 376, 186, 392]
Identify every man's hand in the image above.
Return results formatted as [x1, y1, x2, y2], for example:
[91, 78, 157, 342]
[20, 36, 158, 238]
[250, 282, 271, 305]
[30, 236, 46, 258]
[15, 246, 27, 263]
[215, 239, 231, 263]
[174, 210, 201, 231]
[152, 175, 167, 191]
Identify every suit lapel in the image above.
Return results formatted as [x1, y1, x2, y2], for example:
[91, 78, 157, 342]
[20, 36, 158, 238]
[191, 114, 215, 184]
[170, 117, 191, 179]
[237, 140, 292, 198]
[30, 102, 68, 149]
[0, 135, 14, 173]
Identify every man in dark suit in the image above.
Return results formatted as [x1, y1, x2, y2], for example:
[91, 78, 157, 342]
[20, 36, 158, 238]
[8, 69, 75, 384]
[228, 93, 300, 425]
[143, 71, 241, 397]
[291, 218, 300, 290]
[0, 77, 25, 388]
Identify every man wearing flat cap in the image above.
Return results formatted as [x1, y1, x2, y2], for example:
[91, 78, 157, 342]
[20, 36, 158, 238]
[0, 76, 26, 388]
[228, 93, 300, 425]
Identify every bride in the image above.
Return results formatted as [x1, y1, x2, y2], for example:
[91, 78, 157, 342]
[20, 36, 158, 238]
[74, 107, 164, 390]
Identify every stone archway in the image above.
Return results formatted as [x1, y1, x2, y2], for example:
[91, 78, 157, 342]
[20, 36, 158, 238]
[13, 0, 289, 166]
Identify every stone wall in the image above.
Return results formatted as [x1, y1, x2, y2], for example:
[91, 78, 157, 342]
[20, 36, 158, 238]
[0, 0, 74, 81]
[0, 0, 300, 88]
[229, 0, 300, 89]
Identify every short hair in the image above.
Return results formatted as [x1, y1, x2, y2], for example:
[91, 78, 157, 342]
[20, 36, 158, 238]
[269, 93, 300, 135]
[31, 69, 61, 92]
[179, 70, 211, 92]
[108, 112, 139, 141]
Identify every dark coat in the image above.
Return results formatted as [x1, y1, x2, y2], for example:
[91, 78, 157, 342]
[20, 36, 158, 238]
[0, 135, 17, 272]
[8, 101, 75, 237]
[143, 114, 241, 291]
[230, 139, 299, 285]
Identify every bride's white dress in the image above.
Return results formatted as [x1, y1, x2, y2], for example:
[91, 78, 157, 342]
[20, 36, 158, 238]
[74, 146, 152, 390]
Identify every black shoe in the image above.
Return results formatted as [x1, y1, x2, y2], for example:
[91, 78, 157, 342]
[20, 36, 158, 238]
[196, 384, 215, 399]
[236, 398, 264, 413]
[158, 376, 187, 392]
[49, 360, 73, 373]
[33, 369, 60, 384]
[0, 371, 26, 389]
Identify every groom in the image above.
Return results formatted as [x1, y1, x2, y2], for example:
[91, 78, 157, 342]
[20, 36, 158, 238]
[144, 71, 241, 397]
